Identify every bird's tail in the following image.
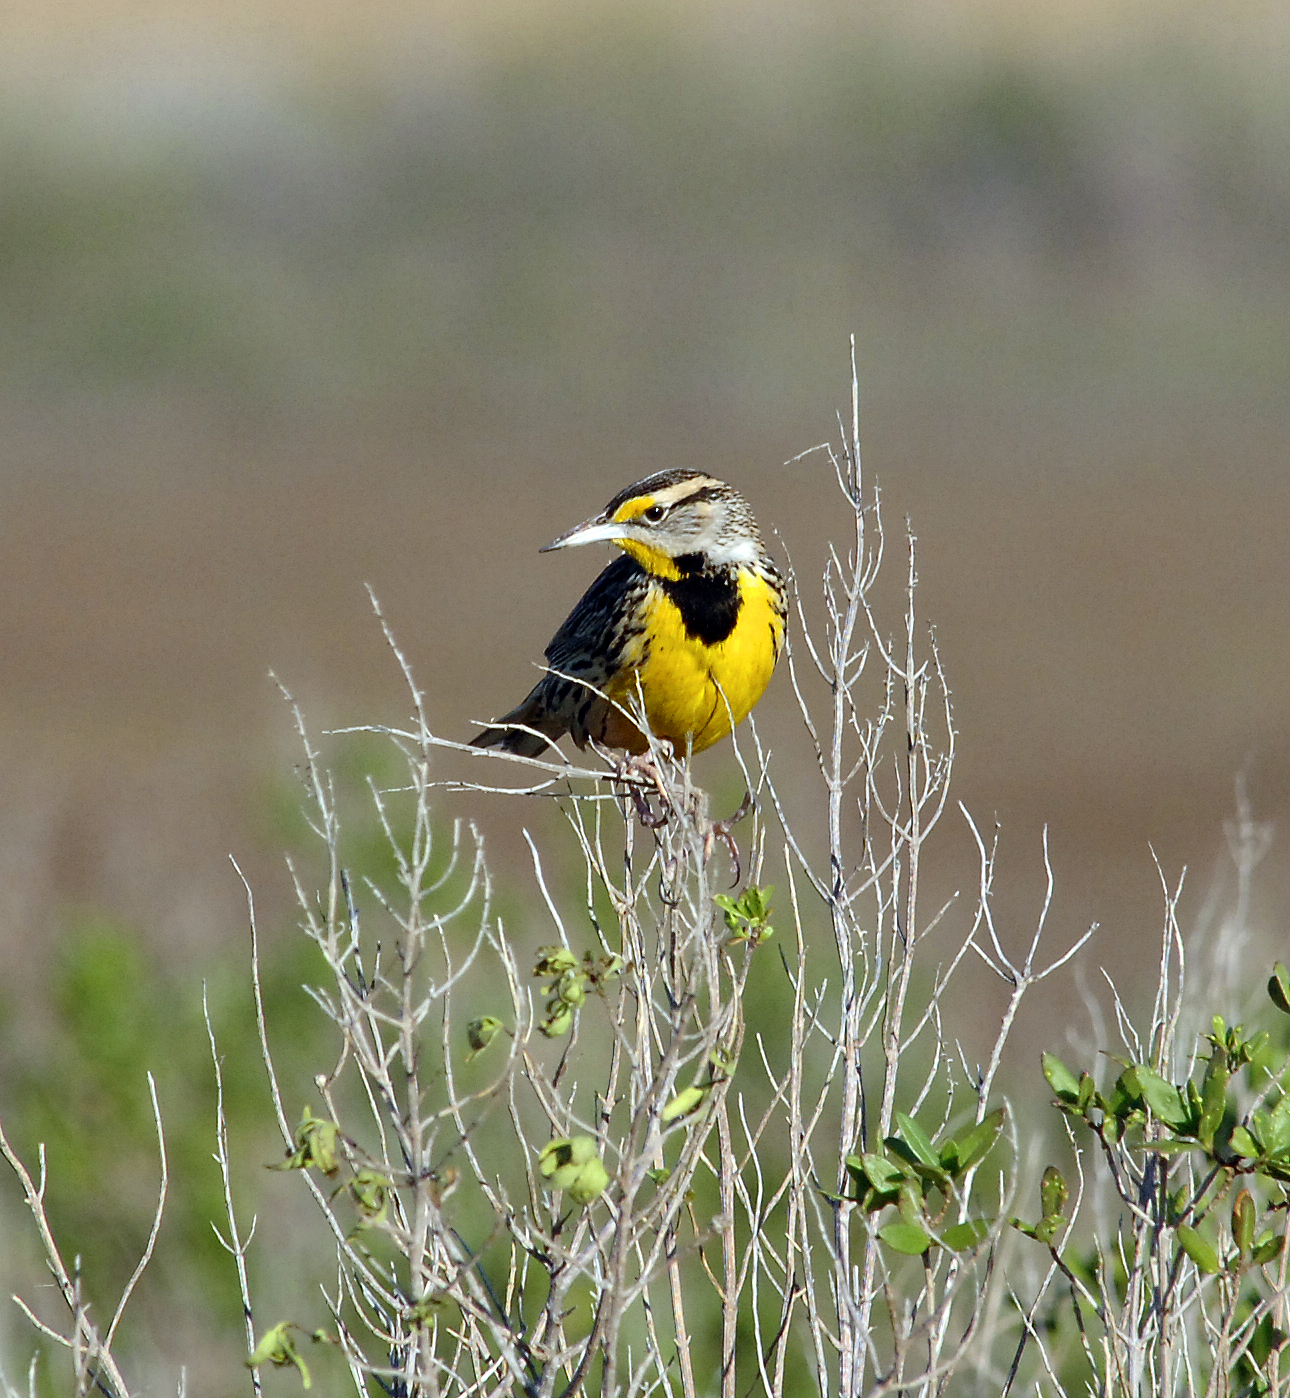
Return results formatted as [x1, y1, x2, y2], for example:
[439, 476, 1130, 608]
[469, 691, 562, 758]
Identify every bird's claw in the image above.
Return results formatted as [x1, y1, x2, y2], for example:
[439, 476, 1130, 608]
[704, 790, 754, 886]
[616, 759, 752, 888]
[618, 753, 672, 828]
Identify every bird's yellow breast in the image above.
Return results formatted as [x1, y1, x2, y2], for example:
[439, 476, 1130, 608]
[606, 568, 784, 753]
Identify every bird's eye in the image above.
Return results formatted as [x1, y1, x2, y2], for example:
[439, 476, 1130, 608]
[642, 504, 666, 523]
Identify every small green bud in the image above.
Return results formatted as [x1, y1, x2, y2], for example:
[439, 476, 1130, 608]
[349, 1169, 391, 1224]
[557, 972, 587, 1007]
[538, 1136, 608, 1205]
[271, 1107, 341, 1176]
[661, 1085, 707, 1124]
[407, 1295, 445, 1325]
[567, 1157, 610, 1204]
[466, 1016, 503, 1057]
[248, 1321, 312, 1388]
[533, 946, 578, 977]
[539, 1002, 573, 1038]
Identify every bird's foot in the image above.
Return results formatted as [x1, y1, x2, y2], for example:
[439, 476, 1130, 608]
[703, 790, 754, 886]
[617, 752, 673, 829]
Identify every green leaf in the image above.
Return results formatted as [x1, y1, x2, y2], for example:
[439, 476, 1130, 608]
[348, 1170, 391, 1225]
[1230, 1125, 1262, 1161]
[942, 1219, 992, 1251]
[1118, 1065, 1145, 1097]
[745, 885, 773, 920]
[1232, 1190, 1256, 1256]
[715, 885, 774, 942]
[1199, 1051, 1228, 1149]
[1077, 1073, 1096, 1112]
[1186, 1078, 1202, 1119]
[1269, 962, 1290, 1015]
[556, 972, 587, 1007]
[1138, 1139, 1200, 1156]
[1251, 1233, 1285, 1267]
[946, 1108, 1006, 1177]
[857, 1153, 906, 1192]
[847, 1154, 903, 1210]
[582, 952, 624, 988]
[1034, 1212, 1068, 1244]
[1132, 1067, 1191, 1130]
[1041, 1052, 1081, 1102]
[567, 1157, 610, 1205]
[538, 1135, 597, 1186]
[661, 1085, 706, 1124]
[1102, 1076, 1135, 1120]
[539, 1135, 609, 1203]
[1178, 1225, 1222, 1276]
[539, 1001, 574, 1038]
[897, 1181, 924, 1228]
[861, 1186, 902, 1212]
[879, 1220, 932, 1255]
[1040, 1165, 1068, 1218]
[894, 1112, 939, 1169]
[1263, 1092, 1290, 1157]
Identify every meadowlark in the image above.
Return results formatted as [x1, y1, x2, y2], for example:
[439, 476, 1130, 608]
[470, 469, 788, 759]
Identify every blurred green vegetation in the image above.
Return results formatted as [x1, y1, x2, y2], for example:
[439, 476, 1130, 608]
[0, 909, 337, 1386]
[0, 739, 407, 1378]
[1, 23, 1287, 433]
[0, 729, 556, 1388]
[5, 907, 328, 1233]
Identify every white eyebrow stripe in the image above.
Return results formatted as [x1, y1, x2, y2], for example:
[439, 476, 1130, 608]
[651, 476, 724, 507]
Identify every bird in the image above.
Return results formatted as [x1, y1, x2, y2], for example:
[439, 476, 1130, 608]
[470, 469, 787, 759]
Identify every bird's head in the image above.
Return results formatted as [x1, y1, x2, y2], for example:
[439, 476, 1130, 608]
[541, 470, 760, 579]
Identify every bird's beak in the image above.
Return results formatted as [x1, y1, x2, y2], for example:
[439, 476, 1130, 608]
[540, 513, 630, 553]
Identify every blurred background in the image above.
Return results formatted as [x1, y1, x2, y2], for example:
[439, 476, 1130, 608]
[2, 0, 1289, 1386]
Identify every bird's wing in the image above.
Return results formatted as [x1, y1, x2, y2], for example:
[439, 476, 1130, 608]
[543, 554, 647, 685]
[471, 555, 648, 755]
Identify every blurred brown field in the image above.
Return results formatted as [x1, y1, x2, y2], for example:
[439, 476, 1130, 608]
[3, 406, 1286, 1022]
[1, 0, 1288, 998]
[0, 8, 1289, 1380]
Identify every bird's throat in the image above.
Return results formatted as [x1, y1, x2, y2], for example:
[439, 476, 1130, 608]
[615, 538, 683, 581]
